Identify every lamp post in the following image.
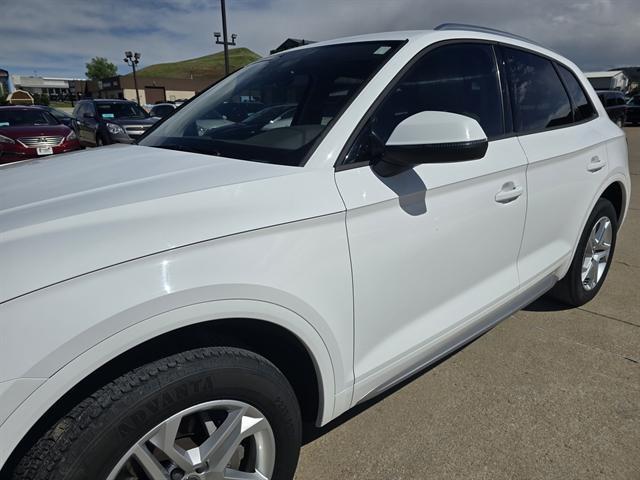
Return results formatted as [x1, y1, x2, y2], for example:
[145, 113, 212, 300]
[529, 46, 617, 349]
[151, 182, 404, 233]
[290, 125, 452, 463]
[123, 51, 141, 105]
[214, 0, 237, 76]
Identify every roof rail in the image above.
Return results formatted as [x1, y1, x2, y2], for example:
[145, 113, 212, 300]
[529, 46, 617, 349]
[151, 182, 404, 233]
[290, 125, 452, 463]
[434, 23, 543, 47]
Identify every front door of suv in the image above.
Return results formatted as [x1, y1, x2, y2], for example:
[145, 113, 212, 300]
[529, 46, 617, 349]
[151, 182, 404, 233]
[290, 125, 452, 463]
[334, 43, 529, 404]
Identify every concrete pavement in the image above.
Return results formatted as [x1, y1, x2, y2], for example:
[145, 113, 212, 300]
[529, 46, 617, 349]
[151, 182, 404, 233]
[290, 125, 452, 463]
[296, 128, 640, 480]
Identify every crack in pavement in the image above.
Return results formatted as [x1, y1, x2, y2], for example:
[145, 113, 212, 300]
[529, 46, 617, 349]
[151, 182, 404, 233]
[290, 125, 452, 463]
[614, 260, 640, 269]
[530, 322, 640, 366]
[577, 306, 640, 328]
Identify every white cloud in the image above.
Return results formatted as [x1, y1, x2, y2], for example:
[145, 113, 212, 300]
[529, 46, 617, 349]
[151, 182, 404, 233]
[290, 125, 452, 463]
[1, 0, 638, 77]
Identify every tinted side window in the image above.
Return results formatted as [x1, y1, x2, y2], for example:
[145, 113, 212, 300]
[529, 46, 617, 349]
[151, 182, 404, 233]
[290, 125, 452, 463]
[371, 43, 504, 142]
[556, 64, 596, 122]
[504, 47, 572, 132]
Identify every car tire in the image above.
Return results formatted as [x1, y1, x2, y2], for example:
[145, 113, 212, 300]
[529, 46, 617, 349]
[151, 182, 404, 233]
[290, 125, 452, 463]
[11, 347, 302, 480]
[550, 198, 618, 307]
[96, 133, 105, 147]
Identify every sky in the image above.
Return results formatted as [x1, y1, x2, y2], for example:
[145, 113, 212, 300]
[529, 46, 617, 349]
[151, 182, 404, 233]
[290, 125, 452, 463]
[1, 0, 638, 78]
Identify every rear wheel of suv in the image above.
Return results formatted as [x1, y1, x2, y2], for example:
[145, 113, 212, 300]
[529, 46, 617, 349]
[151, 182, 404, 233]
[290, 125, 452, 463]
[551, 198, 618, 307]
[11, 347, 302, 480]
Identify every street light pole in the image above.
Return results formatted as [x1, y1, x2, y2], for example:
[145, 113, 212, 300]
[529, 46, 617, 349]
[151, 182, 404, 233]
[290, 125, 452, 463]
[214, 0, 237, 76]
[123, 51, 141, 105]
[220, 0, 230, 75]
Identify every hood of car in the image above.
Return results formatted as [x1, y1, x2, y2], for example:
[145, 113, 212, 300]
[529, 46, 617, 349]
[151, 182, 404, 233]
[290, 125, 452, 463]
[0, 144, 340, 302]
[0, 124, 71, 139]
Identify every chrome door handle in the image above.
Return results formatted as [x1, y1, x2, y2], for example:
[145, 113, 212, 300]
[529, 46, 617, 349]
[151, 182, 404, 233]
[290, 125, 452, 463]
[587, 155, 605, 172]
[495, 182, 523, 203]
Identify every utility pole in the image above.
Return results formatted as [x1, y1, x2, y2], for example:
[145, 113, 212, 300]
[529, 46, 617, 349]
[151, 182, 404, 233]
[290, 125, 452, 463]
[123, 51, 141, 104]
[214, 0, 237, 76]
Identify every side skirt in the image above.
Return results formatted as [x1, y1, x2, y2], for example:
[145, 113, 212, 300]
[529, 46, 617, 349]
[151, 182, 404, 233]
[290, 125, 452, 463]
[356, 274, 557, 405]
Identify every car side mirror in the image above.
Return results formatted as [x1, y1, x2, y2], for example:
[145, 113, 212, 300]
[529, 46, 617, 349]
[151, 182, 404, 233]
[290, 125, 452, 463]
[372, 111, 489, 177]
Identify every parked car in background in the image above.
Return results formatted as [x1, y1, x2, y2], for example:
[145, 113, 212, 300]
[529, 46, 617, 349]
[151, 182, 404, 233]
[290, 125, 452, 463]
[72, 99, 158, 147]
[194, 101, 266, 135]
[149, 102, 177, 119]
[626, 95, 640, 125]
[35, 105, 75, 128]
[1, 26, 630, 480]
[0, 106, 80, 164]
[596, 90, 627, 127]
[204, 103, 296, 139]
[216, 101, 265, 123]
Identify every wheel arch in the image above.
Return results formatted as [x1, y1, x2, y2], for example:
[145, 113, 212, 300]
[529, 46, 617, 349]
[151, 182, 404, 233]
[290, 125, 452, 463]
[600, 180, 626, 224]
[0, 301, 335, 476]
[559, 176, 629, 280]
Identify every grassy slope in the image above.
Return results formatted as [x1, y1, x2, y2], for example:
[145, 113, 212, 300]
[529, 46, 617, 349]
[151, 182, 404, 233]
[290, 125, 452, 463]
[133, 48, 260, 79]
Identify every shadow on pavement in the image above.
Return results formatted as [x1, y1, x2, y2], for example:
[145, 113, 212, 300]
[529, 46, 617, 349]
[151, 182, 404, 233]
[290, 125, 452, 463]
[523, 296, 574, 312]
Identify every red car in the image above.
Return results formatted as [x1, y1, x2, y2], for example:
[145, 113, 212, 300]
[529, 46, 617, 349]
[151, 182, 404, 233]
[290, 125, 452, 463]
[0, 106, 81, 164]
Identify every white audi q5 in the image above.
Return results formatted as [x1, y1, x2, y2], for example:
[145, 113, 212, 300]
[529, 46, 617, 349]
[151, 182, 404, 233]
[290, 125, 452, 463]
[0, 24, 630, 480]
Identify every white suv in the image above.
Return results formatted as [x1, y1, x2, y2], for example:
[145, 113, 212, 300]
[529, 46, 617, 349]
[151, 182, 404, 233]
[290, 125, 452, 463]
[0, 25, 630, 480]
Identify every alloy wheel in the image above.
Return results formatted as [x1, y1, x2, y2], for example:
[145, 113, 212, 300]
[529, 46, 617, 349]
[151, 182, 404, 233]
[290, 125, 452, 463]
[580, 216, 612, 291]
[106, 400, 276, 480]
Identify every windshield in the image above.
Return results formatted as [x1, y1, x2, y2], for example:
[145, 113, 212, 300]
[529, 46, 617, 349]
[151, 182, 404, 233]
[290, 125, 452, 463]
[96, 102, 148, 119]
[628, 96, 640, 106]
[0, 109, 59, 127]
[139, 41, 402, 166]
[48, 107, 70, 119]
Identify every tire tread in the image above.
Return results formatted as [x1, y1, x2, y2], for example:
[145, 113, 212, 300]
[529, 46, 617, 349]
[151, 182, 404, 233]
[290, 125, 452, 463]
[11, 347, 290, 480]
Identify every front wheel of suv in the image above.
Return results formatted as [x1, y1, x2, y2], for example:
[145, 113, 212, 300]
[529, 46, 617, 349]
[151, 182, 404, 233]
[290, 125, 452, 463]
[551, 197, 618, 307]
[11, 347, 302, 480]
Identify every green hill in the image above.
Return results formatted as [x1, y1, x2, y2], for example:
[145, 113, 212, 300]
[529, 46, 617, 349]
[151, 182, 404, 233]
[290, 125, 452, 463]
[133, 48, 261, 80]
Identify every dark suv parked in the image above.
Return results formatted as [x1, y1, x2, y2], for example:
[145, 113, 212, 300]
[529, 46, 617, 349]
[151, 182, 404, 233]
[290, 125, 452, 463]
[72, 99, 158, 147]
[626, 95, 640, 126]
[596, 90, 627, 127]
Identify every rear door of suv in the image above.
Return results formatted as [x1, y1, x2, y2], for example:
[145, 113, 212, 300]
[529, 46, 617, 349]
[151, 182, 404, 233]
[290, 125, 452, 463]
[335, 42, 529, 403]
[500, 46, 608, 286]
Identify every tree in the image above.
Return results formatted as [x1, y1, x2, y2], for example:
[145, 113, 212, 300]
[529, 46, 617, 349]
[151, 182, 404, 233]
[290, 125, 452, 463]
[85, 57, 118, 80]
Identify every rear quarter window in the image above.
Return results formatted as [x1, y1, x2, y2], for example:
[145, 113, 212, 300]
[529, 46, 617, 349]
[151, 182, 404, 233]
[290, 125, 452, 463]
[556, 64, 596, 122]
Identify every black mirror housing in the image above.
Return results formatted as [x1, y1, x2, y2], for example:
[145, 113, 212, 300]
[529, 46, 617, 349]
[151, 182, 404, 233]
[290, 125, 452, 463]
[373, 139, 488, 177]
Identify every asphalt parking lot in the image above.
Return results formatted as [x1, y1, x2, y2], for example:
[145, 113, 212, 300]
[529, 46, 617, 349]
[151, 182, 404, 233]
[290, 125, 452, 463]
[296, 128, 640, 480]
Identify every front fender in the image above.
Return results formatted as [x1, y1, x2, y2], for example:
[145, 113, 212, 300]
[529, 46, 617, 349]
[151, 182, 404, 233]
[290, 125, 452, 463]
[0, 213, 355, 468]
[0, 298, 338, 468]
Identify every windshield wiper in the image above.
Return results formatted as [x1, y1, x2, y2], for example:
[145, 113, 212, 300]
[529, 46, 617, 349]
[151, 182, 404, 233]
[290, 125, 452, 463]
[154, 144, 222, 156]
